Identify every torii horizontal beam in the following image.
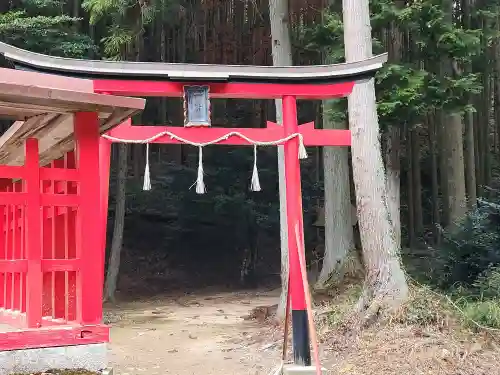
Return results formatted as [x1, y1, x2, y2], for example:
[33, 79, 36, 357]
[105, 121, 351, 147]
[94, 80, 357, 100]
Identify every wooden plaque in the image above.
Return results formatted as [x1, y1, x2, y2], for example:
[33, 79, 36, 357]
[183, 85, 211, 127]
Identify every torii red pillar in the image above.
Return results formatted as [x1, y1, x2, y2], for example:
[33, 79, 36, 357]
[282, 95, 310, 365]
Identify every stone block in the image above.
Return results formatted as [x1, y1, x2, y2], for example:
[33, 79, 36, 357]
[0, 343, 107, 375]
[282, 364, 327, 375]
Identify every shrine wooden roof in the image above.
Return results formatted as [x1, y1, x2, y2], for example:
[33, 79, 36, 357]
[0, 68, 145, 166]
[0, 42, 387, 83]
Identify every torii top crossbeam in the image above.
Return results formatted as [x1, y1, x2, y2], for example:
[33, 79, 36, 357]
[0, 41, 387, 149]
[0, 41, 387, 369]
[0, 41, 386, 99]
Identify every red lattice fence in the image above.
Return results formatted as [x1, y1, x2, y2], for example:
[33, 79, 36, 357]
[0, 113, 105, 335]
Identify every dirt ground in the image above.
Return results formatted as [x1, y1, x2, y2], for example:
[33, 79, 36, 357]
[105, 288, 283, 375]
[104, 287, 500, 375]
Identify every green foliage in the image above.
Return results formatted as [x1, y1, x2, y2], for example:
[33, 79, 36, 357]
[82, 0, 131, 25]
[461, 299, 500, 329]
[0, 0, 95, 57]
[306, 12, 344, 63]
[83, 0, 180, 59]
[473, 267, 500, 299]
[375, 65, 429, 123]
[419, 198, 500, 330]
[429, 199, 500, 289]
[308, 0, 483, 128]
[100, 25, 134, 59]
[82, 0, 141, 59]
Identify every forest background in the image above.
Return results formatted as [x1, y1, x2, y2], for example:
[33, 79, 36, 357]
[2, 0, 500, 329]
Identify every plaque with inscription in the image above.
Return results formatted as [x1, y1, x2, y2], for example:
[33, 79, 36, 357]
[183, 85, 211, 127]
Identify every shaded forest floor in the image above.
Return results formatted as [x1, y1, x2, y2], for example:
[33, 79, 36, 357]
[102, 283, 500, 375]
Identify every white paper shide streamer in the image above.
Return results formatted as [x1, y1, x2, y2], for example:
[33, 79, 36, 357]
[250, 145, 261, 192]
[143, 143, 151, 191]
[102, 130, 308, 194]
[195, 146, 206, 194]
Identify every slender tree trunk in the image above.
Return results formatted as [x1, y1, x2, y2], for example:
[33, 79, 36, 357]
[437, 111, 450, 227]
[342, 0, 408, 319]
[463, 0, 477, 208]
[268, 0, 293, 319]
[316, 113, 355, 288]
[480, 15, 492, 192]
[407, 126, 416, 248]
[495, 23, 500, 172]
[441, 0, 467, 228]
[386, 125, 401, 249]
[411, 126, 424, 235]
[317, 0, 355, 287]
[428, 115, 441, 244]
[445, 113, 467, 227]
[103, 144, 128, 302]
[385, 0, 404, 251]
[464, 110, 477, 207]
[442, 0, 467, 226]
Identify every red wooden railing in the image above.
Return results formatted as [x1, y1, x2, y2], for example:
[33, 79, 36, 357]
[0, 112, 104, 330]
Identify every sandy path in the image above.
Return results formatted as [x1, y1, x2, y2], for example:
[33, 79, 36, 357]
[106, 289, 283, 375]
[105, 287, 500, 375]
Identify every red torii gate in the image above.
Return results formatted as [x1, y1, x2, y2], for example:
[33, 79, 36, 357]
[96, 80, 366, 367]
[0, 40, 388, 370]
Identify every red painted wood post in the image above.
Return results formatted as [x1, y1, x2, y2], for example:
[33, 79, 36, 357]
[282, 95, 311, 366]
[42, 167, 53, 319]
[13, 182, 20, 311]
[74, 112, 102, 325]
[5, 185, 11, 311]
[65, 152, 77, 322]
[25, 138, 43, 328]
[99, 138, 111, 275]
[52, 158, 67, 320]
[0, 203, 4, 308]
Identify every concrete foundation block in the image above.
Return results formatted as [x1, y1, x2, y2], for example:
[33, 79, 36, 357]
[0, 343, 107, 375]
[282, 364, 327, 375]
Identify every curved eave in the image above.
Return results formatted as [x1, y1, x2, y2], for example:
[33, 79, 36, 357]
[0, 42, 387, 84]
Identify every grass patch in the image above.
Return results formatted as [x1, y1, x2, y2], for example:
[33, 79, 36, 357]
[320, 279, 500, 335]
[322, 283, 362, 326]
[455, 298, 500, 330]
[390, 286, 454, 327]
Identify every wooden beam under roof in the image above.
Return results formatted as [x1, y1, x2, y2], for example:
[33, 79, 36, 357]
[0, 68, 145, 166]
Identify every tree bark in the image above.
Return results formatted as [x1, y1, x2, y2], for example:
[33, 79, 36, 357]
[428, 115, 441, 244]
[386, 125, 401, 250]
[442, 0, 467, 228]
[385, 0, 404, 251]
[411, 126, 424, 235]
[496, 31, 500, 172]
[438, 111, 450, 226]
[445, 113, 467, 227]
[342, 0, 408, 319]
[268, 0, 293, 319]
[407, 126, 416, 248]
[316, 0, 355, 287]
[316, 112, 354, 288]
[104, 143, 128, 302]
[464, 107, 477, 208]
[463, 0, 477, 208]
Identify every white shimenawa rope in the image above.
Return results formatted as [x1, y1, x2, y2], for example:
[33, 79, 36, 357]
[102, 130, 308, 193]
